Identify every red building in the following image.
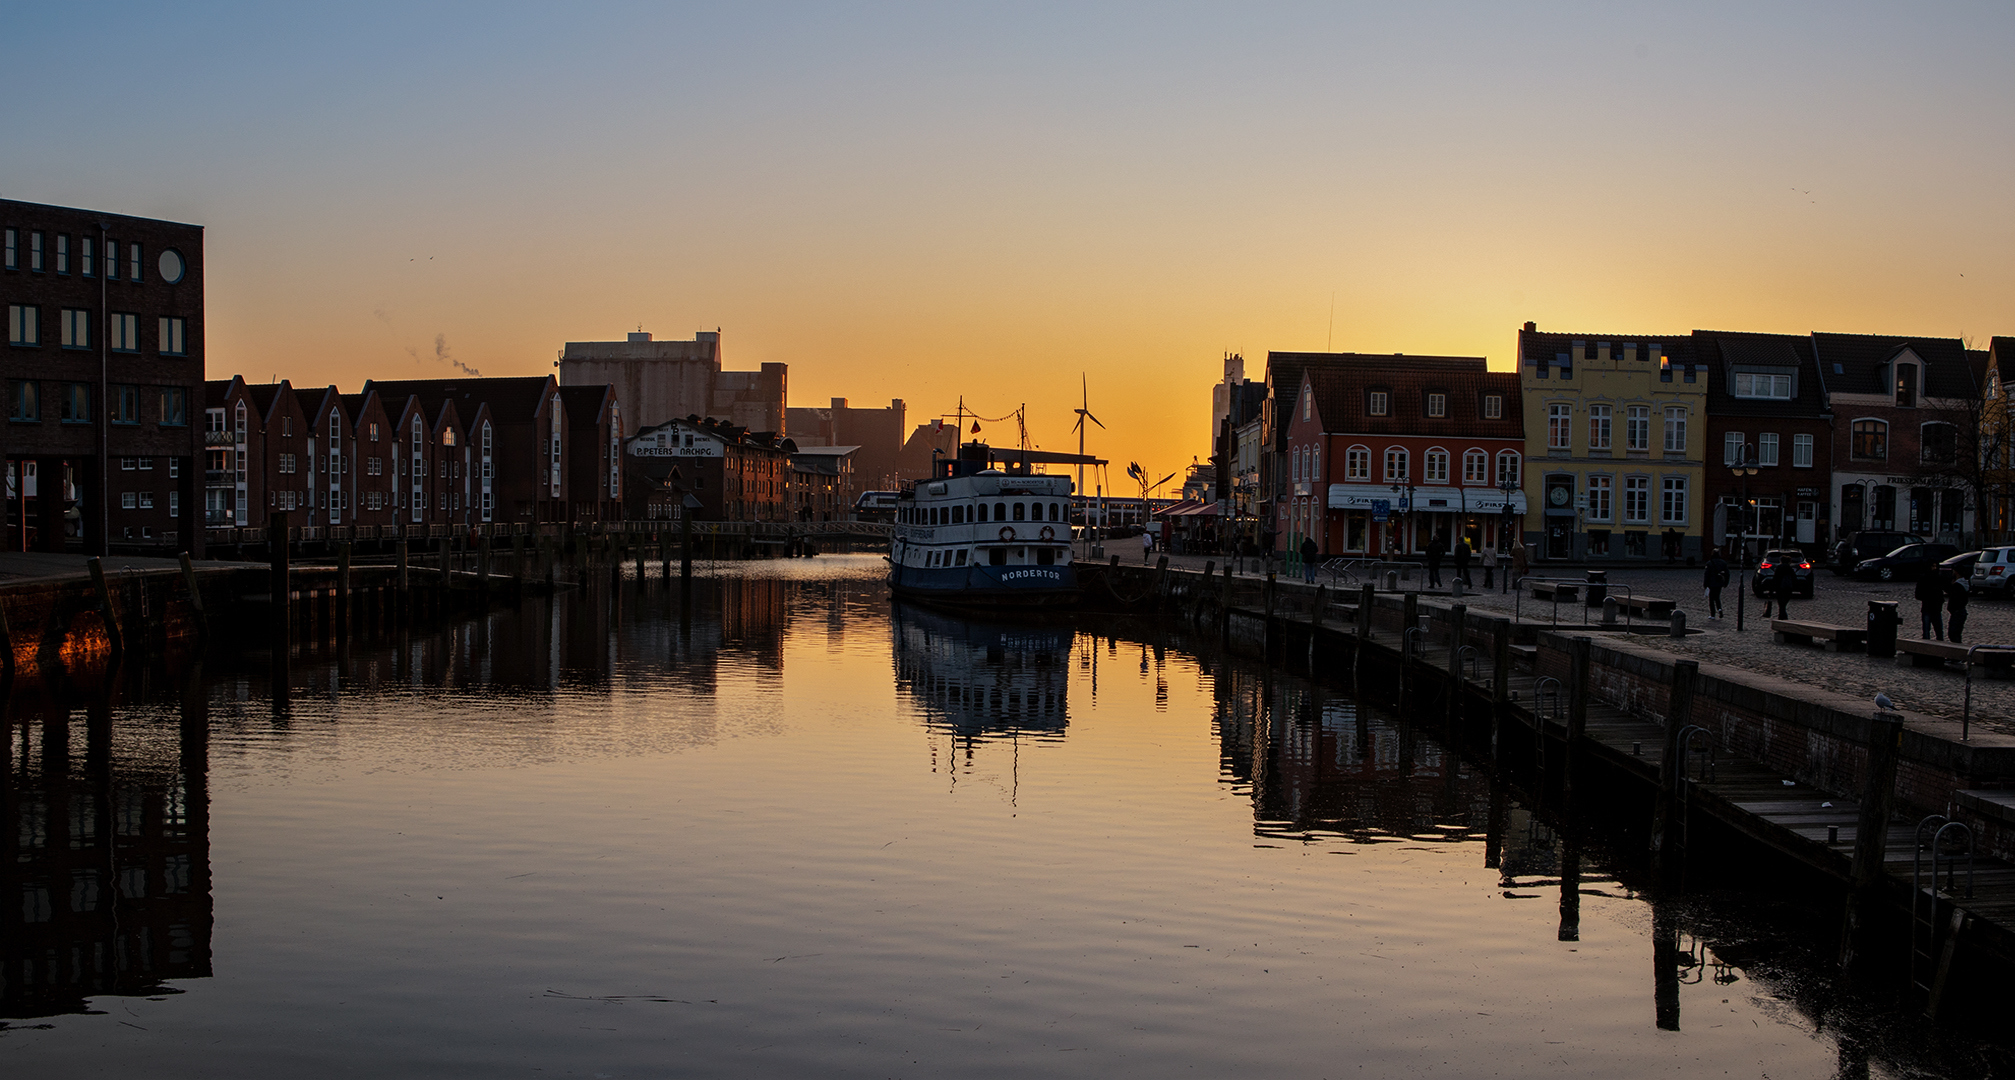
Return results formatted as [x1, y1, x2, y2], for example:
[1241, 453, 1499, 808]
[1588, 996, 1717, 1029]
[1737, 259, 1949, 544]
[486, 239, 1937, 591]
[1694, 330, 1834, 555]
[1281, 355, 1525, 558]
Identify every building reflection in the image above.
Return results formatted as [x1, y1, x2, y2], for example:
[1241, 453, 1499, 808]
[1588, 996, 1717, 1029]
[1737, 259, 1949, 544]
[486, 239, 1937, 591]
[1212, 667, 1489, 842]
[891, 605, 1071, 740]
[1, 676, 212, 1019]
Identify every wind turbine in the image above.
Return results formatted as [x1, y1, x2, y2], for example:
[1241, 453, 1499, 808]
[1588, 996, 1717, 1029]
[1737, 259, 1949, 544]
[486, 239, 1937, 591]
[1072, 373, 1104, 499]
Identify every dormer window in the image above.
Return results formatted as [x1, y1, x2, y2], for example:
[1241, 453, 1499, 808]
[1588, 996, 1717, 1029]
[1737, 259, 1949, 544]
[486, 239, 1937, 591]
[1301, 385, 1312, 421]
[1732, 370, 1794, 399]
[1895, 362, 1917, 408]
[1367, 390, 1389, 416]
[1425, 392, 1447, 418]
[1483, 394, 1503, 419]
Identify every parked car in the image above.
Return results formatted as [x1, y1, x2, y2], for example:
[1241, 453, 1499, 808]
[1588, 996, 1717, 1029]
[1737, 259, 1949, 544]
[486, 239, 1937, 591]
[1751, 549, 1815, 598]
[1831, 530, 1927, 575]
[1940, 550, 1981, 580]
[1972, 546, 2015, 598]
[1851, 543, 1961, 582]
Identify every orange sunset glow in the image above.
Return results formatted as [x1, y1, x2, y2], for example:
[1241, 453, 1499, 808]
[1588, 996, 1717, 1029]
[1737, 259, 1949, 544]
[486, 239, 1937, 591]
[5, 5, 2012, 484]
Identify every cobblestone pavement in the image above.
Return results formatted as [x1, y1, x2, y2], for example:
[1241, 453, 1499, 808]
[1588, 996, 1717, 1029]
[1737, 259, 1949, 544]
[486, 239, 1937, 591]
[1150, 551, 2015, 733]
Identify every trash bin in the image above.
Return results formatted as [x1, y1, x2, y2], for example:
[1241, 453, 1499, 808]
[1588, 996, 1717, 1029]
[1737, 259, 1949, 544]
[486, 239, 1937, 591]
[1867, 600, 1899, 658]
[1585, 569, 1608, 608]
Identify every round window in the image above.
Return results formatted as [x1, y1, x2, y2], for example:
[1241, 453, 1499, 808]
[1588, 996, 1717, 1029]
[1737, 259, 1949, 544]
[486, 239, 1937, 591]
[158, 248, 186, 284]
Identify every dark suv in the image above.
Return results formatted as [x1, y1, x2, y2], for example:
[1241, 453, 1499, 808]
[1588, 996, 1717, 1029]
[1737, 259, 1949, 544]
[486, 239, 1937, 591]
[1832, 530, 1926, 575]
[1752, 549, 1815, 598]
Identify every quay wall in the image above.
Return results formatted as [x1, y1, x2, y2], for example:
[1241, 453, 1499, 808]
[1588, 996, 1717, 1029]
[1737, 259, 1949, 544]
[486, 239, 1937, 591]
[1097, 560, 2015, 861]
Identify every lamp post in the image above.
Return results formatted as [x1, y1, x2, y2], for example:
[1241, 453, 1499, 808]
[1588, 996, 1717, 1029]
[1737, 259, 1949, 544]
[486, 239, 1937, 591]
[1389, 480, 1417, 561]
[1730, 444, 1759, 631]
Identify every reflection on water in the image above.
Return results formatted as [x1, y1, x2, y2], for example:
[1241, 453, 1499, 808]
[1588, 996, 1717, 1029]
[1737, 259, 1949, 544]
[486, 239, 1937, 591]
[2, 679, 212, 1019]
[0, 558, 2003, 1077]
[893, 605, 1071, 739]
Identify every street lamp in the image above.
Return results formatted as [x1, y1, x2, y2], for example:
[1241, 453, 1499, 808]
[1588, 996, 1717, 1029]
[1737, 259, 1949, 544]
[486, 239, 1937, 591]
[1730, 444, 1759, 631]
[1497, 472, 1519, 591]
[1389, 480, 1417, 561]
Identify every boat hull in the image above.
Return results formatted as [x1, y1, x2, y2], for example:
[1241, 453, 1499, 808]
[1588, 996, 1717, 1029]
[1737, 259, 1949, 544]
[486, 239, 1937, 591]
[888, 563, 1081, 609]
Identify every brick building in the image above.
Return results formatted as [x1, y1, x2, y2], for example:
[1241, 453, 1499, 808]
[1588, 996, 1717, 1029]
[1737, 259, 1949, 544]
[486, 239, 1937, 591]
[624, 416, 794, 522]
[789, 444, 858, 522]
[4, 199, 203, 553]
[1812, 332, 1978, 543]
[1694, 330, 1834, 556]
[339, 388, 400, 529]
[364, 377, 567, 524]
[558, 384, 623, 523]
[202, 379, 312, 534]
[1282, 355, 1525, 558]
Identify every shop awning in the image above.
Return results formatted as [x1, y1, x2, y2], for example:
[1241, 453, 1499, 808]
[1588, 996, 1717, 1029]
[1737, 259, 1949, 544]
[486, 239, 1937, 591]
[1326, 484, 1528, 514]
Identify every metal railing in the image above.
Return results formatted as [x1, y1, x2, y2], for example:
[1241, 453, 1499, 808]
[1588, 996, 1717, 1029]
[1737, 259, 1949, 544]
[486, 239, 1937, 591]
[1321, 558, 1429, 588]
[1513, 575, 1645, 632]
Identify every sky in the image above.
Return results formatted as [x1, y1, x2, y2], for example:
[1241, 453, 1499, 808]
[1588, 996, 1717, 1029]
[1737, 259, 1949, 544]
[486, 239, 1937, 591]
[5, 3, 2012, 490]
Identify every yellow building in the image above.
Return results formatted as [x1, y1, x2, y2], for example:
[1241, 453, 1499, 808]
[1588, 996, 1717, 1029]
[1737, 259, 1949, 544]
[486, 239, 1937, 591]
[1517, 323, 1708, 564]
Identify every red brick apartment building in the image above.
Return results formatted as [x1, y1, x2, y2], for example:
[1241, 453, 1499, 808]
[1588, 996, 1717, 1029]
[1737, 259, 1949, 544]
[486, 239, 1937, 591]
[5, 199, 203, 553]
[559, 384, 623, 523]
[1694, 330, 1835, 554]
[364, 377, 569, 525]
[1278, 354, 1525, 558]
[624, 416, 793, 522]
[1811, 332, 1978, 542]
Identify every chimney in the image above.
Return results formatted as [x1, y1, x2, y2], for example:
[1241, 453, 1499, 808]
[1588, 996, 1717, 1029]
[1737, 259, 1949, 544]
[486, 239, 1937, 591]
[1523, 321, 1536, 333]
[831, 397, 847, 410]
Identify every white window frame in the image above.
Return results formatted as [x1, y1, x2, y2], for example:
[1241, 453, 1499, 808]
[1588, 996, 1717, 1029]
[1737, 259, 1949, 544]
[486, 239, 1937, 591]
[1586, 474, 1612, 522]
[1426, 393, 1447, 418]
[1462, 449, 1487, 484]
[1660, 475, 1688, 524]
[1792, 432, 1814, 468]
[1587, 404, 1611, 451]
[1757, 432, 1779, 467]
[1367, 391, 1388, 417]
[1495, 450, 1520, 487]
[1424, 447, 1449, 483]
[1345, 445, 1370, 481]
[1483, 394, 1503, 419]
[1662, 407, 1687, 454]
[1548, 403, 1571, 450]
[1724, 431, 1745, 466]
[1623, 475, 1650, 523]
[1383, 447, 1408, 482]
[1626, 406, 1650, 451]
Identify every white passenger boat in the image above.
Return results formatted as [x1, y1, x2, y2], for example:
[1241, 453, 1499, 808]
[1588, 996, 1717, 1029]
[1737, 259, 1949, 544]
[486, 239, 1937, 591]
[889, 443, 1081, 608]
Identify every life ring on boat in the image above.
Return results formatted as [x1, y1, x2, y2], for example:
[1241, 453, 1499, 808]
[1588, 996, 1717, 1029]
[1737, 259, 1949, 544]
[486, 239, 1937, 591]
[999, 526, 1016, 541]
[1039, 525, 1055, 540]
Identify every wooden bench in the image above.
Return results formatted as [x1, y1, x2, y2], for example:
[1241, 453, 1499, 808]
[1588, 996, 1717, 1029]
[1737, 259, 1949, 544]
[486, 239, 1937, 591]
[1895, 638, 2015, 676]
[1617, 595, 1676, 620]
[1771, 619, 1866, 652]
[1530, 582, 1578, 603]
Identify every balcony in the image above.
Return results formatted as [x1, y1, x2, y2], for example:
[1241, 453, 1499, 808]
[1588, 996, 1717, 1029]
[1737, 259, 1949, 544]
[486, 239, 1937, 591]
[204, 429, 238, 446]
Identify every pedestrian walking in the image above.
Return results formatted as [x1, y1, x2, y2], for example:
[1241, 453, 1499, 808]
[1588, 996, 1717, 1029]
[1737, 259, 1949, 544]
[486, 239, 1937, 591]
[1702, 549, 1729, 620]
[1481, 544, 1499, 589]
[1425, 531, 1447, 588]
[1454, 538, 1473, 587]
[1946, 569, 1970, 644]
[1768, 557, 1799, 620]
[1915, 570, 1945, 640]
[1301, 535, 1319, 584]
[1510, 539, 1529, 590]
[1142, 529, 1154, 564]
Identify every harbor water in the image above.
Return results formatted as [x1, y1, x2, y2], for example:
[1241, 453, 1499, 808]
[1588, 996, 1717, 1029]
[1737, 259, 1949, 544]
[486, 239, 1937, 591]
[0, 557, 2002, 1077]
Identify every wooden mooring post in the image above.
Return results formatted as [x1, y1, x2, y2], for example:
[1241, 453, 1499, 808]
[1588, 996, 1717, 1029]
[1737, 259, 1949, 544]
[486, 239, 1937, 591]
[1445, 603, 1466, 736]
[1562, 636, 1591, 808]
[87, 557, 124, 667]
[1489, 619, 1510, 762]
[395, 535, 410, 609]
[1354, 584, 1373, 693]
[179, 552, 209, 645]
[1839, 709, 1905, 977]
[336, 543, 352, 638]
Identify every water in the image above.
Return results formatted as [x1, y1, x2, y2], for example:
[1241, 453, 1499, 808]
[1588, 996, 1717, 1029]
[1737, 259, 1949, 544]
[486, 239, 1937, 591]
[0, 557, 2001, 1077]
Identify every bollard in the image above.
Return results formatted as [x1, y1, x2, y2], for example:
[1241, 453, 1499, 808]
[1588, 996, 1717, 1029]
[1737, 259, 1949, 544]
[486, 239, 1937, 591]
[1668, 610, 1686, 637]
[1383, 569, 1399, 591]
[1602, 596, 1618, 626]
[1839, 711, 1905, 976]
[1452, 577, 1466, 598]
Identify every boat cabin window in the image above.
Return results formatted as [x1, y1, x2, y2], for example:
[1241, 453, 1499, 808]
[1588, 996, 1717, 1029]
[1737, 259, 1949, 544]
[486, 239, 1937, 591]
[1013, 503, 1026, 521]
[989, 547, 1007, 566]
[976, 503, 987, 522]
[952, 505, 964, 524]
[955, 549, 967, 565]
[1048, 502, 1060, 521]
[1036, 548, 1055, 565]
[994, 502, 1006, 520]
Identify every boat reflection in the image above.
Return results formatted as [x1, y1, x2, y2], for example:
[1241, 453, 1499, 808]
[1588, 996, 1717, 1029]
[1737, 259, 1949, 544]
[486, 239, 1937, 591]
[892, 605, 1071, 740]
[1, 674, 213, 1021]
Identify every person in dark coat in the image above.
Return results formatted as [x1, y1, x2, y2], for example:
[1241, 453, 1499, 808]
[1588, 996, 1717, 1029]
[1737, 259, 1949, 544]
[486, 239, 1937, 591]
[1946, 569, 1970, 644]
[1767, 557, 1799, 620]
[1453, 538, 1473, 587]
[1425, 531, 1447, 588]
[1702, 549, 1729, 620]
[1301, 535, 1319, 584]
[1915, 570, 1945, 640]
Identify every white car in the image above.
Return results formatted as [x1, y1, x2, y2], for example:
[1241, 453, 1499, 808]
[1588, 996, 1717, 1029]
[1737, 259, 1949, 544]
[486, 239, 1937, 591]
[1972, 546, 2015, 598]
